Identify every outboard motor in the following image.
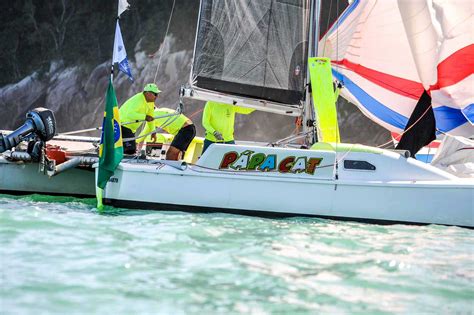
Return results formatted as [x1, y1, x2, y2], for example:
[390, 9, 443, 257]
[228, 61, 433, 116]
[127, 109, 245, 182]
[0, 107, 56, 154]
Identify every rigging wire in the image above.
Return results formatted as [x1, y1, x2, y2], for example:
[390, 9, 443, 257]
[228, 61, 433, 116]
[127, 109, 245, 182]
[334, 0, 340, 180]
[187, 108, 203, 120]
[153, 0, 176, 83]
[321, 0, 333, 55]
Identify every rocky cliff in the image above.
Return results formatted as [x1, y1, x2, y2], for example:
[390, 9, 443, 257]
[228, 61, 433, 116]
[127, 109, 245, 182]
[0, 1, 390, 146]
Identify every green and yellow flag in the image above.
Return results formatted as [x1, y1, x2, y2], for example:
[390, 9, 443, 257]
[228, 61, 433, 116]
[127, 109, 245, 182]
[97, 78, 123, 190]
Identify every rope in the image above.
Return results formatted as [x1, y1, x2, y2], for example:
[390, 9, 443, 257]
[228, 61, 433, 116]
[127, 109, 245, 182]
[158, 112, 180, 130]
[271, 130, 313, 147]
[188, 108, 203, 120]
[321, 0, 333, 54]
[122, 110, 183, 142]
[153, 0, 176, 83]
[123, 127, 164, 143]
[375, 102, 434, 149]
[60, 111, 181, 136]
[121, 111, 180, 126]
[60, 127, 102, 135]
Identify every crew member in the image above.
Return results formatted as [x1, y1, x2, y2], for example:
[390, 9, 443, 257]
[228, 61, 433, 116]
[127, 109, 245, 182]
[201, 101, 255, 154]
[119, 83, 158, 154]
[138, 107, 195, 160]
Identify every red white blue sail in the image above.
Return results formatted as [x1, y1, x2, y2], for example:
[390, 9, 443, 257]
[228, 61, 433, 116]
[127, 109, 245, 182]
[320, 0, 473, 137]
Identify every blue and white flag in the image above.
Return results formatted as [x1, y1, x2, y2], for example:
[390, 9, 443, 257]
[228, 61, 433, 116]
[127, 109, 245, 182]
[118, 0, 130, 17]
[113, 20, 133, 81]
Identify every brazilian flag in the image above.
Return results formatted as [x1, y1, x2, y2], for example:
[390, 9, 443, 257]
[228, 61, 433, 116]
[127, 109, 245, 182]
[97, 78, 123, 189]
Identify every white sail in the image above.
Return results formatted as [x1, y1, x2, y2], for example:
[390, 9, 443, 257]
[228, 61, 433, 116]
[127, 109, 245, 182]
[186, 0, 311, 115]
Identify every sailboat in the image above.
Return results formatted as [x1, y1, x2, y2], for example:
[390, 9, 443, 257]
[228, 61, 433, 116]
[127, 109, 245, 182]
[99, 0, 474, 228]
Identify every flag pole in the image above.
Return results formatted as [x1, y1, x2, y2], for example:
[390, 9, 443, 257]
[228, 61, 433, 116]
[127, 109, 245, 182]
[96, 1, 129, 211]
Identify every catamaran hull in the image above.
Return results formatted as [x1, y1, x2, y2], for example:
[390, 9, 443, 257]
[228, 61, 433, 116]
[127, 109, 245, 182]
[0, 158, 95, 197]
[101, 162, 473, 228]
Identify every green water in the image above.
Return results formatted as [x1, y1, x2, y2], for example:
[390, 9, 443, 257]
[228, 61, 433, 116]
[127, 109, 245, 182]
[1, 194, 473, 314]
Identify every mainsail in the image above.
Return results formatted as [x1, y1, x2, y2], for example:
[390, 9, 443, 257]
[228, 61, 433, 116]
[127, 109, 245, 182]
[188, 0, 311, 115]
[320, 0, 474, 138]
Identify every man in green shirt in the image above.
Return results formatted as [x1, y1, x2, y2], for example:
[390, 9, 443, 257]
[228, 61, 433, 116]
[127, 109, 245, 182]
[138, 107, 195, 160]
[119, 83, 158, 154]
[201, 101, 255, 154]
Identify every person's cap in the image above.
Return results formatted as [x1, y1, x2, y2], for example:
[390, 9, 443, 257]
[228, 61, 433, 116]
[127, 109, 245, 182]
[143, 83, 161, 94]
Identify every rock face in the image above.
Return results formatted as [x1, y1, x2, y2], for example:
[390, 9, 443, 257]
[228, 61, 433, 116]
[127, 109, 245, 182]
[0, 35, 196, 136]
[0, 12, 390, 146]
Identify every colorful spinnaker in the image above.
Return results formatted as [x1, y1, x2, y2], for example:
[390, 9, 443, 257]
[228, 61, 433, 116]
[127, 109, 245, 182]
[320, 0, 473, 138]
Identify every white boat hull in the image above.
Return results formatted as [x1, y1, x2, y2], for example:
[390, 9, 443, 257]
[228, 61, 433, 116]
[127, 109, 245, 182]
[101, 144, 474, 228]
[0, 136, 100, 197]
[0, 157, 95, 197]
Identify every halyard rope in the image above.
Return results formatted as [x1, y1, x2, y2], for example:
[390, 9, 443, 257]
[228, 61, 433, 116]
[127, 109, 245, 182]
[153, 0, 176, 83]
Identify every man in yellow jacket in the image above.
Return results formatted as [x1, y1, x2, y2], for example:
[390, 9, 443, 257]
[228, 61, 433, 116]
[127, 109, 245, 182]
[119, 83, 158, 154]
[201, 101, 254, 154]
[138, 107, 195, 160]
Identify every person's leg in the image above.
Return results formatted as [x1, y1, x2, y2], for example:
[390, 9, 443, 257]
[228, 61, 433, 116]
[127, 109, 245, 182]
[202, 139, 215, 154]
[121, 126, 136, 154]
[168, 125, 195, 160]
[165, 146, 181, 160]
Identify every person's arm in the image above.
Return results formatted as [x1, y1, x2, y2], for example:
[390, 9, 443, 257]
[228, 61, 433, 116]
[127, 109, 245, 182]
[202, 102, 216, 134]
[234, 106, 255, 115]
[144, 102, 155, 130]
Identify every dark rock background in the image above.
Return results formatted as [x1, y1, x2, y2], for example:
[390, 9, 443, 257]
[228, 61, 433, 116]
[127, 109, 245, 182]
[0, 0, 390, 146]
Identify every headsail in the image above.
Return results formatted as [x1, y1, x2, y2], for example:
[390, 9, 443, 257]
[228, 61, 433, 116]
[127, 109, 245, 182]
[186, 0, 311, 116]
[320, 0, 473, 137]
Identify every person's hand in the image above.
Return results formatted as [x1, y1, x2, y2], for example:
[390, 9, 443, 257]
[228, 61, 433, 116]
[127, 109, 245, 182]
[151, 133, 157, 143]
[145, 115, 154, 122]
[213, 131, 224, 141]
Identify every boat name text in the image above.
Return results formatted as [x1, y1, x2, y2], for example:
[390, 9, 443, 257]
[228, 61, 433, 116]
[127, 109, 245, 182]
[219, 150, 322, 175]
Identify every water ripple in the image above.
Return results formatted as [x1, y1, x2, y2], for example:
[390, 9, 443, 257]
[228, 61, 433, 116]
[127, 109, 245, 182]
[1, 194, 473, 314]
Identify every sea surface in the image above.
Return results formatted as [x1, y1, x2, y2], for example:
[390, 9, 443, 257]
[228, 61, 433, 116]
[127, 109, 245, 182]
[1, 194, 473, 315]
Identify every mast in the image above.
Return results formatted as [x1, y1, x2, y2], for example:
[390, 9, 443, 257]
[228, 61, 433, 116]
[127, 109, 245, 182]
[303, 0, 322, 146]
